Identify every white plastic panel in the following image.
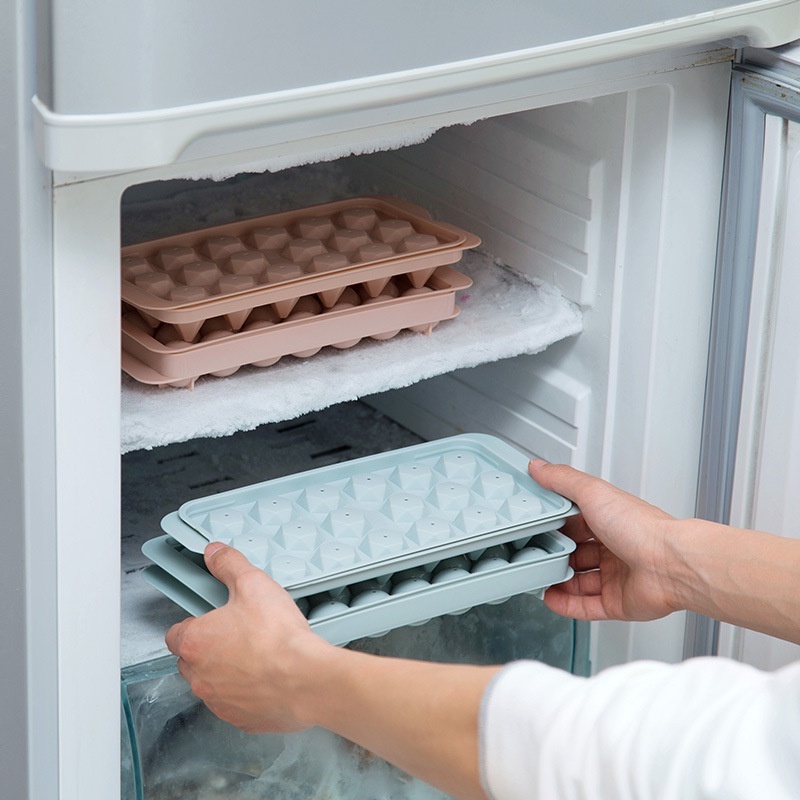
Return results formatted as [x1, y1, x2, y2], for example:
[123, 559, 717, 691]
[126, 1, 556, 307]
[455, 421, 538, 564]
[363, 69, 728, 495]
[42, 0, 799, 115]
[724, 115, 800, 670]
[42, 1, 795, 114]
[351, 107, 606, 307]
[739, 126, 800, 538]
[355, 93, 625, 470]
[34, 1, 800, 171]
[1, 2, 59, 797]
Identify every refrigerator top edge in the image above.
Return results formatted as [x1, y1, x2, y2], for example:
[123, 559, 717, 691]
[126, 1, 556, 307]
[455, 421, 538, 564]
[740, 40, 800, 78]
[33, 1, 800, 174]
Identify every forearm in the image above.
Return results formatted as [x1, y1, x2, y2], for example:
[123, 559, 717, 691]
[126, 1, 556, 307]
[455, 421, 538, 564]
[668, 519, 800, 643]
[482, 657, 800, 800]
[297, 641, 499, 800]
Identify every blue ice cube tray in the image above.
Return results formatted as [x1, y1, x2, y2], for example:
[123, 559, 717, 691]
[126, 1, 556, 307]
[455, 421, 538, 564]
[160, 433, 576, 598]
[142, 529, 575, 646]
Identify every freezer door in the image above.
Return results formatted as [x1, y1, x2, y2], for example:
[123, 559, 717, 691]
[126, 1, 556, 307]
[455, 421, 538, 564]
[695, 44, 800, 666]
[34, 1, 800, 171]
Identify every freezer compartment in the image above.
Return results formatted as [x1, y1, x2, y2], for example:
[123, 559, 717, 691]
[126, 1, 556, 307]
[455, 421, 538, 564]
[121, 79, 727, 679]
[122, 406, 586, 797]
[121, 595, 583, 800]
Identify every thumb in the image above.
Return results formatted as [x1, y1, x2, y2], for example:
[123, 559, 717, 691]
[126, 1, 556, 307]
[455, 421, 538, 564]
[164, 617, 192, 656]
[528, 459, 594, 505]
[204, 542, 256, 596]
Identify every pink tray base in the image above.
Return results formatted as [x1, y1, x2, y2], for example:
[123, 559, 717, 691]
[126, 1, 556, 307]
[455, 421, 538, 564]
[122, 266, 472, 388]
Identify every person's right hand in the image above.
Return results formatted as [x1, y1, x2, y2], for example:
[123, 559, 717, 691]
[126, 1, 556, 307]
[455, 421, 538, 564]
[165, 542, 332, 734]
[528, 460, 681, 623]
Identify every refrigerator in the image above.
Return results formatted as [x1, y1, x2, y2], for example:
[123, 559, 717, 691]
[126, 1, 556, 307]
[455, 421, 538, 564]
[3, 2, 800, 798]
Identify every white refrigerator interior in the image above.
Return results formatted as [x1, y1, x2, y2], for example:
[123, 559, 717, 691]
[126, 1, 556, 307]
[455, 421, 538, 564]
[5, 2, 800, 799]
[116, 67, 731, 671]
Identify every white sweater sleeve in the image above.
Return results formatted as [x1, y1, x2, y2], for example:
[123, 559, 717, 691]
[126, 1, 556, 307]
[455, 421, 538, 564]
[479, 657, 800, 800]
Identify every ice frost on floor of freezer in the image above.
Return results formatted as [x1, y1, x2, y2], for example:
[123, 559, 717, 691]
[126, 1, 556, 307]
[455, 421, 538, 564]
[228, 728, 450, 800]
[124, 595, 576, 800]
[121, 251, 582, 452]
[129, 681, 451, 800]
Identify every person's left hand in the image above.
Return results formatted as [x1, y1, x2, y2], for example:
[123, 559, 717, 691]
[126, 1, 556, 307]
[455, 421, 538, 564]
[165, 542, 333, 734]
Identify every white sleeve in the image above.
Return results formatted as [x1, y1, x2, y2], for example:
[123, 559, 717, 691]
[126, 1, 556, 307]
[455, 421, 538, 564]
[478, 656, 800, 800]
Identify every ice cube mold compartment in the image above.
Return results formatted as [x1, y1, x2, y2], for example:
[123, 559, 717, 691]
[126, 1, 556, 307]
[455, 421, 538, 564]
[142, 529, 575, 646]
[148, 434, 576, 599]
[121, 195, 480, 338]
[121, 266, 471, 388]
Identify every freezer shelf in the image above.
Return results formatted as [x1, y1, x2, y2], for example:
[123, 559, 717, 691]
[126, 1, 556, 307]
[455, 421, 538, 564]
[120, 250, 583, 453]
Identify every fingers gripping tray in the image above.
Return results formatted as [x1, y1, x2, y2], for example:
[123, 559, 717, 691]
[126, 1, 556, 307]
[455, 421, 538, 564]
[143, 532, 574, 646]
[141, 434, 577, 645]
[120, 196, 480, 388]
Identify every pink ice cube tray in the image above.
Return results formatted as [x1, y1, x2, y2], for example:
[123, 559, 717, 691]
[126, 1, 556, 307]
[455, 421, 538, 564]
[121, 195, 480, 342]
[121, 265, 472, 388]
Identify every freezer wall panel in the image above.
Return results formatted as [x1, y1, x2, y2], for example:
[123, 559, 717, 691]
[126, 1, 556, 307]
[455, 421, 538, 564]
[351, 98, 621, 308]
[368, 356, 588, 467]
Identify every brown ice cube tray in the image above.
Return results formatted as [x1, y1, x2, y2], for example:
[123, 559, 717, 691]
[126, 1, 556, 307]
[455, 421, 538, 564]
[121, 195, 480, 343]
[121, 266, 472, 388]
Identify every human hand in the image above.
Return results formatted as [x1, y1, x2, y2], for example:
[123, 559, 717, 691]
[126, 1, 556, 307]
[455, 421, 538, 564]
[163, 543, 496, 799]
[528, 460, 681, 623]
[165, 542, 333, 734]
